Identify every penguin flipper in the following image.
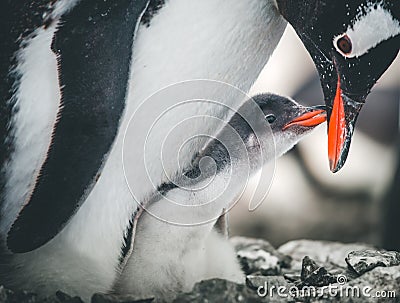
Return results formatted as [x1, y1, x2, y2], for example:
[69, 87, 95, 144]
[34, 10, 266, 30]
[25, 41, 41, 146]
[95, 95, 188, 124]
[7, 0, 150, 253]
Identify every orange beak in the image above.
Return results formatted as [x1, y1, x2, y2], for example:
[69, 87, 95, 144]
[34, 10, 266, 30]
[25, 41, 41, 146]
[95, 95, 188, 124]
[283, 108, 327, 130]
[328, 77, 346, 172]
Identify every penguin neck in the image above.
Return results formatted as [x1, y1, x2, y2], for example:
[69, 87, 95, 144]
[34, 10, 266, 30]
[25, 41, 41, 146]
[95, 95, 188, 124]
[202, 126, 268, 176]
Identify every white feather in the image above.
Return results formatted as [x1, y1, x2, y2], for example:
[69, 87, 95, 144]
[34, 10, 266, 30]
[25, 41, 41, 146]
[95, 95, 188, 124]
[333, 3, 400, 58]
[0, 0, 81, 238]
[0, 25, 61, 236]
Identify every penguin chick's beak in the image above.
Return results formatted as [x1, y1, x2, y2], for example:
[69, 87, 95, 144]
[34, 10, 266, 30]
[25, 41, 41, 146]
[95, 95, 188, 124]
[327, 77, 364, 173]
[283, 107, 327, 130]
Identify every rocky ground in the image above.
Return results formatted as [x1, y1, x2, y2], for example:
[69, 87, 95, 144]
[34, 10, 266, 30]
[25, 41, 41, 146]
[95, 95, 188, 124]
[1, 238, 399, 303]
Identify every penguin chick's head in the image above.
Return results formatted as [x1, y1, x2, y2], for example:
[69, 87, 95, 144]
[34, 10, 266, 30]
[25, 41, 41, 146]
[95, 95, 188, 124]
[256, 93, 326, 158]
[228, 93, 326, 161]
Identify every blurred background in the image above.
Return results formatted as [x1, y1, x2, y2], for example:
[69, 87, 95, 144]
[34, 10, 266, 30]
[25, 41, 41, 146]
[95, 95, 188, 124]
[229, 25, 400, 250]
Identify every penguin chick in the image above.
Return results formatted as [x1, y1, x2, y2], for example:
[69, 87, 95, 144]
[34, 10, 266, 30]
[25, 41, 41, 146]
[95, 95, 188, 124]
[115, 93, 326, 301]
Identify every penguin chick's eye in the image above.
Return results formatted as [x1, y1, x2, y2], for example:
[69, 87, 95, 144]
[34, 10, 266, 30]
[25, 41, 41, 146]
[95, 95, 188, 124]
[266, 114, 276, 124]
[336, 34, 352, 55]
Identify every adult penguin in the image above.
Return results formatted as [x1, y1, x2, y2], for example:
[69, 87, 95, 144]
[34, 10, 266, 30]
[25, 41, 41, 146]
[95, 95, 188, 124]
[0, 0, 398, 299]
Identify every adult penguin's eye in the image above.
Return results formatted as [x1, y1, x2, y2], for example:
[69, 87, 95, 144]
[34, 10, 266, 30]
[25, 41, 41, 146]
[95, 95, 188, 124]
[336, 34, 352, 55]
[266, 114, 276, 124]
